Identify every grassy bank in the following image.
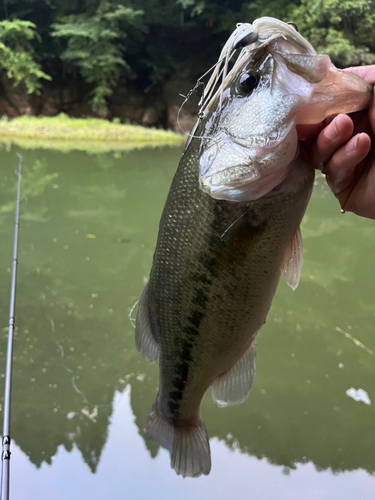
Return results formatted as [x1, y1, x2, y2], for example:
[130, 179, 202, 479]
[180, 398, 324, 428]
[0, 114, 184, 152]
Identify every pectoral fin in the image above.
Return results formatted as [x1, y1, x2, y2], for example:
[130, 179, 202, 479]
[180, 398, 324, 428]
[211, 341, 256, 407]
[281, 227, 303, 291]
[135, 283, 159, 363]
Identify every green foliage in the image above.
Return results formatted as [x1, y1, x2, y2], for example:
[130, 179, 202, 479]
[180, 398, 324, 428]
[51, 2, 144, 116]
[1, 0, 375, 114]
[290, 0, 375, 66]
[177, 0, 205, 16]
[244, 0, 299, 25]
[236, 0, 375, 66]
[0, 19, 51, 94]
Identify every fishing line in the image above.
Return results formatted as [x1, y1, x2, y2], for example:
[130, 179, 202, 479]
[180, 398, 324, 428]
[1, 153, 22, 500]
[176, 55, 227, 140]
[176, 27, 259, 144]
[177, 18, 313, 148]
[176, 53, 240, 155]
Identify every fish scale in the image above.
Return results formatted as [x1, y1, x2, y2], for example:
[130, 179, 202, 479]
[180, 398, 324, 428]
[148, 137, 314, 426]
[135, 17, 372, 478]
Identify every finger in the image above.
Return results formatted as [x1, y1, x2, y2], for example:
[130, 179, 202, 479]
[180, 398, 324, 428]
[346, 154, 375, 219]
[344, 66, 375, 86]
[323, 133, 371, 195]
[311, 114, 354, 169]
[369, 88, 375, 136]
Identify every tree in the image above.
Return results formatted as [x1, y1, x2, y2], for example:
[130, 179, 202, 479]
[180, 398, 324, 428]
[0, 19, 51, 94]
[290, 0, 375, 66]
[51, 1, 144, 116]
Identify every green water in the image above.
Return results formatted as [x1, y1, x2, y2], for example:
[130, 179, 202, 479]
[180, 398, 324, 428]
[0, 144, 374, 499]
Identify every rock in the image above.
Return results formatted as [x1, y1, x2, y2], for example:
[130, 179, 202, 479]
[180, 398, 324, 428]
[0, 97, 18, 118]
[1, 77, 40, 115]
[167, 104, 197, 134]
[39, 87, 61, 116]
[41, 83, 85, 116]
[141, 107, 159, 126]
[108, 82, 165, 126]
[0, 74, 199, 131]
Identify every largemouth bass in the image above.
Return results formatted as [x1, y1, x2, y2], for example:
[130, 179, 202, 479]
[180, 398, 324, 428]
[135, 17, 372, 477]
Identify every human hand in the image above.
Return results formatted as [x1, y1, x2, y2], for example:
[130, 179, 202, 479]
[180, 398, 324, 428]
[298, 66, 375, 220]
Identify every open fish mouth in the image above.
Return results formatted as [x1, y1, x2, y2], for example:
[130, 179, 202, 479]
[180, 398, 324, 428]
[199, 131, 296, 201]
[195, 17, 372, 203]
[199, 135, 298, 201]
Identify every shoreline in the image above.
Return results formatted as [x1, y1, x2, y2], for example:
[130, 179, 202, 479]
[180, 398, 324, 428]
[0, 114, 184, 151]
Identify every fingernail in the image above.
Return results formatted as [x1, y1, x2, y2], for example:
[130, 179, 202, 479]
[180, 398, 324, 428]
[345, 136, 357, 153]
[335, 166, 352, 185]
[328, 164, 355, 193]
[325, 121, 339, 140]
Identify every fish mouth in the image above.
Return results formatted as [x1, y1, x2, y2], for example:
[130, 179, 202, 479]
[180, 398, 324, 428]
[199, 137, 258, 199]
[199, 127, 298, 202]
[199, 115, 299, 202]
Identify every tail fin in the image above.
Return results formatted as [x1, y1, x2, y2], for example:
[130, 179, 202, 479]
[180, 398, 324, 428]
[145, 400, 211, 478]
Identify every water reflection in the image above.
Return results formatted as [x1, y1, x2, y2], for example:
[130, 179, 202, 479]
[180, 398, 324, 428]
[0, 145, 374, 495]
[9, 389, 375, 500]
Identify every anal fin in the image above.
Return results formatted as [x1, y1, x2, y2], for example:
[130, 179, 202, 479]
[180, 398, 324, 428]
[135, 283, 159, 363]
[211, 341, 256, 407]
[280, 226, 303, 291]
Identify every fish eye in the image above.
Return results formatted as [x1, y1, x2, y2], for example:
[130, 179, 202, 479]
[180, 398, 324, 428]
[239, 73, 259, 95]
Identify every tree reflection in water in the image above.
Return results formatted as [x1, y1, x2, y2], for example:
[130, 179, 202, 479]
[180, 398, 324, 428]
[0, 146, 374, 479]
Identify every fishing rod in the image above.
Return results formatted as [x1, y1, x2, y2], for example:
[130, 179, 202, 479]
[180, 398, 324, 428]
[1, 153, 23, 500]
